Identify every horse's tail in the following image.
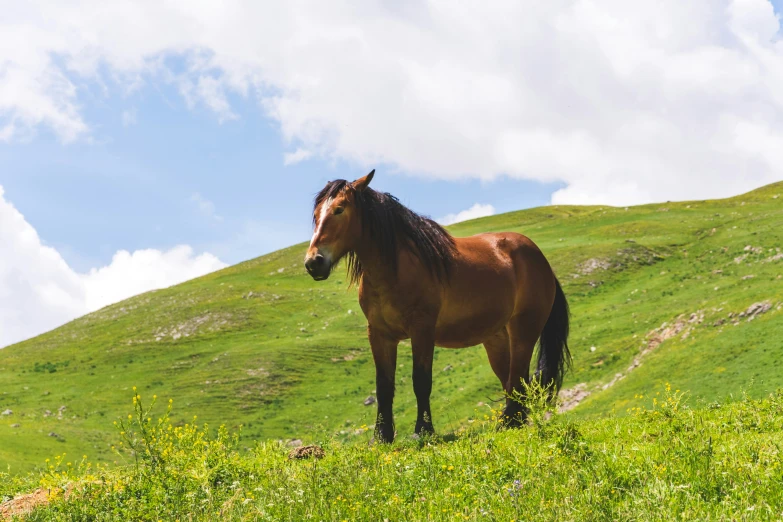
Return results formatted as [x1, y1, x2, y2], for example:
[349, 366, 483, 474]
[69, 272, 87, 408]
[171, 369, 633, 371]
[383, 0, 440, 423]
[536, 277, 571, 398]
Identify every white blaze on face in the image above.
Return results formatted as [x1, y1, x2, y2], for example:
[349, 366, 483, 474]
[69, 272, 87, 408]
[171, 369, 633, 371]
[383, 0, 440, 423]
[309, 197, 333, 249]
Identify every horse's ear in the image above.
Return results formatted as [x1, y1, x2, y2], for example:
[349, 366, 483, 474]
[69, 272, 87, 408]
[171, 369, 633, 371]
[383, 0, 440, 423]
[352, 169, 375, 192]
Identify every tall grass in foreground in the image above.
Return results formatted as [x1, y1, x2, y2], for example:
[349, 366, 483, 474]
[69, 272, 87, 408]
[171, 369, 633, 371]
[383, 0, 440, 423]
[3, 384, 783, 521]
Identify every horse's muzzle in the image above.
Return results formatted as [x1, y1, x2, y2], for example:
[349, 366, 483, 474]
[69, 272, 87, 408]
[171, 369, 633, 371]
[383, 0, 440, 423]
[305, 253, 331, 281]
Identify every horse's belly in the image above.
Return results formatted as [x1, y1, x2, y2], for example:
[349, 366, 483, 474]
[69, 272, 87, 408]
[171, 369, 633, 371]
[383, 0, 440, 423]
[434, 299, 513, 348]
[434, 318, 508, 347]
[435, 334, 493, 349]
[433, 263, 516, 347]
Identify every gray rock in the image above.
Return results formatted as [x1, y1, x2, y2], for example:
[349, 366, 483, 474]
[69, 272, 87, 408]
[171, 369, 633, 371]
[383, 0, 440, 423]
[745, 301, 772, 318]
[363, 396, 376, 406]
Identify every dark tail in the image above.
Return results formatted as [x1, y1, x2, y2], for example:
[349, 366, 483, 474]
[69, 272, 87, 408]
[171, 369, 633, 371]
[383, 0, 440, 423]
[536, 277, 571, 397]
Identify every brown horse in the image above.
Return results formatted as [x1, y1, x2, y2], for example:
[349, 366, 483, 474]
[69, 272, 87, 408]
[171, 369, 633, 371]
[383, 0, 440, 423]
[304, 170, 570, 443]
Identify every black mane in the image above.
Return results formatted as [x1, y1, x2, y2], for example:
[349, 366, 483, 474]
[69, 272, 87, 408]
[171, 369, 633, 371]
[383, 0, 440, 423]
[314, 180, 457, 286]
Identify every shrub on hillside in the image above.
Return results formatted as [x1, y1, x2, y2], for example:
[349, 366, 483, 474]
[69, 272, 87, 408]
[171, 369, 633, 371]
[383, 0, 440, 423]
[11, 385, 783, 521]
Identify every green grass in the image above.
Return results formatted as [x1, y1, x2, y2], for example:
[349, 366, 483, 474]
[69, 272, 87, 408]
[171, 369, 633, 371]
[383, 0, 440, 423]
[4, 384, 783, 520]
[1, 181, 782, 477]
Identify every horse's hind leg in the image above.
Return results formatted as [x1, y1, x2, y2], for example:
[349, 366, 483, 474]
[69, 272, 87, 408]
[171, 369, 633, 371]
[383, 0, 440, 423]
[483, 328, 510, 390]
[503, 312, 548, 427]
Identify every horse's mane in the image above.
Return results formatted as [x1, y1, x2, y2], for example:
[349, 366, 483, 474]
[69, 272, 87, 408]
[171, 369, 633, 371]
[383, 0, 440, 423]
[314, 180, 457, 286]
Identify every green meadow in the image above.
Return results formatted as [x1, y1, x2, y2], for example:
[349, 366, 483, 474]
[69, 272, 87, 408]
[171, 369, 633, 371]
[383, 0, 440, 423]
[1, 182, 782, 520]
[3, 384, 783, 520]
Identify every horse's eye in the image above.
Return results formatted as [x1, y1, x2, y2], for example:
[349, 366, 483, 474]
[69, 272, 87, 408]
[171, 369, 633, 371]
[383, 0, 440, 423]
[334, 207, 345, 215]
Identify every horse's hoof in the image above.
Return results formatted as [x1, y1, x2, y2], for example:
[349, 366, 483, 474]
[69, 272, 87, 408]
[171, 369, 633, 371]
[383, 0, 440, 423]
[368, 436, 390, 446]
[415, 423, 435, 436]
[370, 431, 396, 445]
[498, 413, 525, 430]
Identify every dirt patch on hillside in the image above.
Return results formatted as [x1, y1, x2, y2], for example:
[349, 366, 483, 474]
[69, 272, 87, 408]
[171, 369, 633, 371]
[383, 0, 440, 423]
[152, 312, 235, 341]
[558, 383, 591, 412]
[1, 489, 50, 520]
[0, 485, 77, 520]
[735, 245, 782, 265]
[644, 311, 704, 352]
[288, 444, 325, 460]
[560, 299, 782, 412]
[715, 301, 774, 327]
[741, 301, 772, 321]
[559, 311, 704, 412]
[578, 258, 612, 275]
[766, 252, 783, 263]
[331, 350, 362, 362]
[573, 245, 664, 280]
[246, 367, 270, 378]
[243, 291, 283, 301]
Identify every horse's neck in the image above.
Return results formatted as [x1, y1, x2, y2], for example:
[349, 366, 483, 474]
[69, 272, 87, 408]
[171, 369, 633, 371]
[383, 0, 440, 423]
[353, 237, 397, 289]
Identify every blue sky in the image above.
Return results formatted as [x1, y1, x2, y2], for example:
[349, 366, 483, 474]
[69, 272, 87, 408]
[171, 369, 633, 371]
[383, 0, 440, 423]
[2, 0, 782, 347]
[1, 76, 559, 271]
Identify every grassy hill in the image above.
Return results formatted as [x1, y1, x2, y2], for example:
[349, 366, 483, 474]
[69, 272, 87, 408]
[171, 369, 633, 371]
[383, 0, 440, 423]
[1, 182, 782, 474]
[3, 385, 783, 520]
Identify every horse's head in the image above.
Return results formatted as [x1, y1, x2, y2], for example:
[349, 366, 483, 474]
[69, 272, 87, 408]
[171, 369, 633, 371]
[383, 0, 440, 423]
[305, 169, 375, 280]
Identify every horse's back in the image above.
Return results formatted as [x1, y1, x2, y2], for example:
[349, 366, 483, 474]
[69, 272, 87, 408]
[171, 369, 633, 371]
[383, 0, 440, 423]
[479, 232, 557, 318]
[434, 232, 555, 347]
[452, 232, 553, 284]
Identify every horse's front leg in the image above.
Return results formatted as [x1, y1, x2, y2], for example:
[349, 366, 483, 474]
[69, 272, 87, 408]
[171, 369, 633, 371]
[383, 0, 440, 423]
[369, 326, 398, 443]
[411, 330, 435, 436]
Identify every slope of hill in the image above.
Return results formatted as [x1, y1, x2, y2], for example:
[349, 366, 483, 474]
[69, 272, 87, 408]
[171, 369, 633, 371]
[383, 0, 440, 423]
[4, 386, 783, 520]
[1, 182, 782, 472]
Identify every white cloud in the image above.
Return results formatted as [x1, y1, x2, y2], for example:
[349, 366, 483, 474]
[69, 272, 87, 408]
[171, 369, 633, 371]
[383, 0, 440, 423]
[190, 192, 223, 222]
[438, 203, 496, 226]
[0, 186, 227, 348]
[180, 75, 238, 123]
[121, 108, 137, 127]
[80, 246, 226, 313]
[2, 1, 783, 203]
[283, 147, 313, 166]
